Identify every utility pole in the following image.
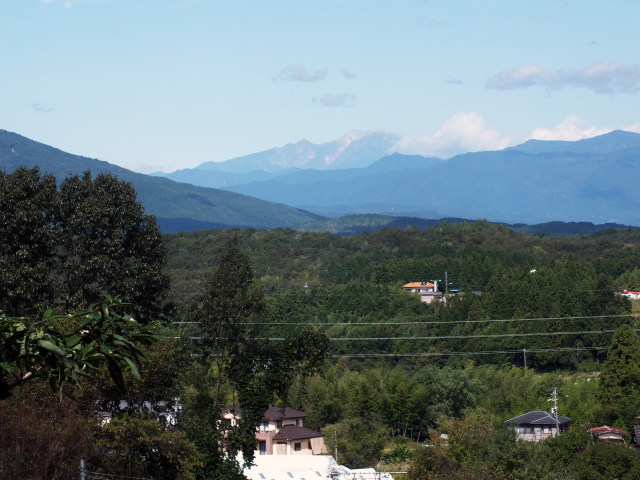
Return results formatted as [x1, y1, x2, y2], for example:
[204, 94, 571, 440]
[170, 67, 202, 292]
[445, 271, 449, 296]
[548, 387, 560, 435]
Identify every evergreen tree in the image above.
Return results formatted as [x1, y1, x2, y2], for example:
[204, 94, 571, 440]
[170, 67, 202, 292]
[598, 323, 640, 402]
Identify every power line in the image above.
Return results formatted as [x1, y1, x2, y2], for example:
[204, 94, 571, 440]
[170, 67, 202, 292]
[170, 313, 638, 327]
[330, 329, 620, 341]
[331, 346, 607, 358]
[179, 328, 627, 342]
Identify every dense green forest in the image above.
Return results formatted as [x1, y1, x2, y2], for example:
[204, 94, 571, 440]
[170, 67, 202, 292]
[161, 222, 640, 477]
[165, 223, 638, 371]
[4, 169, 640, 479]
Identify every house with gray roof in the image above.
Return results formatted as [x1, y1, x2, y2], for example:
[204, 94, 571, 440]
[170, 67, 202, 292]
[505, 410, 572, 442]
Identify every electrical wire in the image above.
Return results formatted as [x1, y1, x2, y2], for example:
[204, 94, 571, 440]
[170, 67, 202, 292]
[170, 313, 638, 327]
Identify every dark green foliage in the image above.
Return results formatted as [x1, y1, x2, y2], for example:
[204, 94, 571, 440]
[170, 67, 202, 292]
[58, 172, 169, 320]
[0, 167, 169, 321]
[88, 415, 203, 480]
[322, 419, 387, 469]
[0, 167, 60, 317]
[598, 324, 640, 402]
[570, 443, 640, 480]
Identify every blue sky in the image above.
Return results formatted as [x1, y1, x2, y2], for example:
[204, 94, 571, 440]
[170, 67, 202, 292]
[2, 0, 639, 173]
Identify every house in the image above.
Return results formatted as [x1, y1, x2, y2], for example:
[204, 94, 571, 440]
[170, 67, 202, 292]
[616, 290, 640, 300]
[505, 410, 572, 442]
[589, 425, 627, 444]
[633, 425, 640, 448]
[222, 405, 326, 456]
[402, 281, 443, 304]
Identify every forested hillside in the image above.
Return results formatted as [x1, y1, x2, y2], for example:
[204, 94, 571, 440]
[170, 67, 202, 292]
[159, 223, 640, 476]
[165, 222, 638, 370]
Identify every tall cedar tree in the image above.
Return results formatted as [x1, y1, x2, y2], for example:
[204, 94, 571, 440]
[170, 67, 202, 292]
[187, 235, 329, 479]
[598, 323, 640, 402]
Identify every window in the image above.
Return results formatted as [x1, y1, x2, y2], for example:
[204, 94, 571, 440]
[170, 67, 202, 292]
[276, 419, 282, 429]
[296, 418, 300, 426]
[262, 421, 269, 431]
[294, 442, 302, 452]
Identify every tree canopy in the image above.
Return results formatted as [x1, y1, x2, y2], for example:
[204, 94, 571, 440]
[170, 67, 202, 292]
[0, 167, 169, 321]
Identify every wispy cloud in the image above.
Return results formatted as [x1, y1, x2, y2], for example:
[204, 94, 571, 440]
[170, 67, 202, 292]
[395, 112, 513, 158]
[528, 115, 611, 141]
[444, 78, 463, 85]
[33, 103, 54, 113]
[487, 61, 640, 94]
[486, 64, 552, 90]
[279, 63, 327, 82]
[314, 93, 356, 108]
[342, 69, 357, 80]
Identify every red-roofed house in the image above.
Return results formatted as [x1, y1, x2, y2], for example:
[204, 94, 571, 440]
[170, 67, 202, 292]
[402, 281, 442, 304]
[222, 405, 326, 456]
[617, 290, 640, 300]
[589, 425, 627, 444]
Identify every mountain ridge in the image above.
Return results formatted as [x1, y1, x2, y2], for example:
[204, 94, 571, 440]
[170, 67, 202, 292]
[0, 129, 322, 231]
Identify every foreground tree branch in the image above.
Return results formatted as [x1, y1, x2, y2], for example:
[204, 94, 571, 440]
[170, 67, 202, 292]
[0, 296, 158, 400]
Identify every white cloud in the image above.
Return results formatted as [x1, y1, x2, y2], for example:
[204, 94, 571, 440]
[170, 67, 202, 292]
[314, 93, 356, 108]
[395, 113, 513, 158]
[528, 115, 611, 141]
[279, 63, 327, 82]
[486, 64, 552, 90]
[487, 61, 640, 94]
[625, 122, 640, 134]
[395, 114, 638, 158]
[559, 61, 640, 94]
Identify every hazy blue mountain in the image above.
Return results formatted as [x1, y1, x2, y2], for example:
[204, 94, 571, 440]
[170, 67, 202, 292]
[223, 131, 640, 226]
[0, 129, 322, 232]
[506, 129, 640, 155]
[153, 130, 400, 187]
[151, 168, 290, 189]
[366, 153, 443, 172]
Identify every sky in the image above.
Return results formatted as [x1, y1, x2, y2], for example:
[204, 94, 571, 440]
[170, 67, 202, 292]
[2, 0, 640, 173]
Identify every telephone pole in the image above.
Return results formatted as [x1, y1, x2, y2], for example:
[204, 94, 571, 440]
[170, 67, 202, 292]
[548, 387, 560, 434]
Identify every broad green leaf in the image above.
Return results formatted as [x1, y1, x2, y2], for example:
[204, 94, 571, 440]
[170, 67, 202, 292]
[37, 339, 66, 357]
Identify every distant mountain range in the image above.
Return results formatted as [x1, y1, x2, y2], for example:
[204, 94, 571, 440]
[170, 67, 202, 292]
[2, 128, 639, 232]
[162, 129, 639, 226]
[152, 130, 400, 188]
[0, 130, 321, 232]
